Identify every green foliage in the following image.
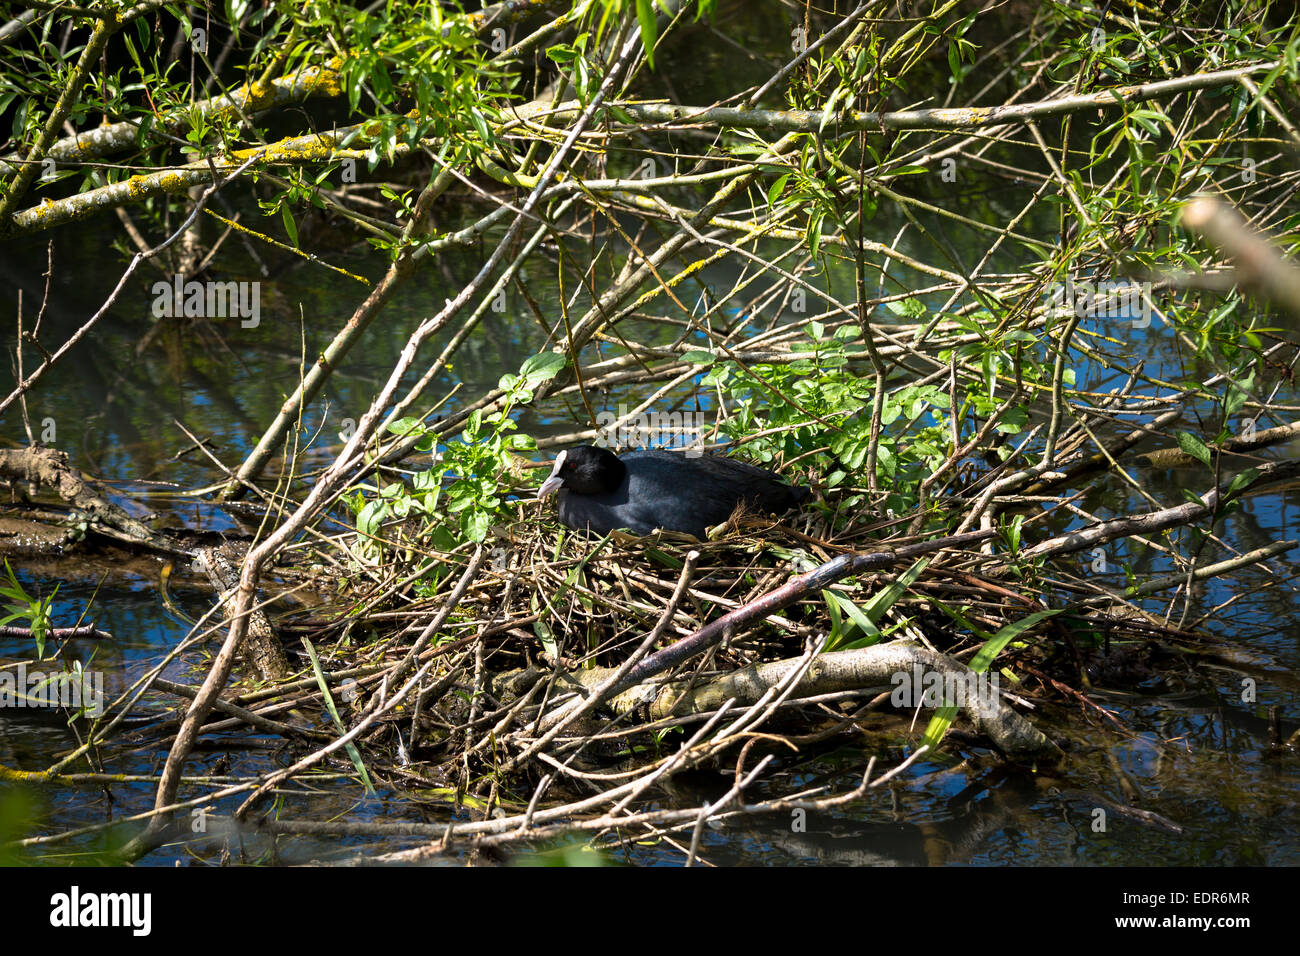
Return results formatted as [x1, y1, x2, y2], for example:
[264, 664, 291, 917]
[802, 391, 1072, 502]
[634, 0, 659, 69]
[1176, 430, 1213, 469]
[823, 558, 930, 652]
[921, 608, 1060, 753]
[705, 320, 951, 520]
[0, 788, 37, 866]
[0, 560, 57, 660]
[512, 840, 613, 867]
[348, 351, 566, 575]
[303, 637, 375, 794]
[546, 33, 596, 102]
[257, 3, 515, 248]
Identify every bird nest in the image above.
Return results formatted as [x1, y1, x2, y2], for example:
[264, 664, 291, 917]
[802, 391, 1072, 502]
[178, 497, 1208, 863]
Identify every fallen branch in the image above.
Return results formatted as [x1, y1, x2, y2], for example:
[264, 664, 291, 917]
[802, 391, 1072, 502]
[0, 624, 111, 641]
[615, 528, 998, 689]
[555, 643, 1058, 761]
[1137, 419, 1300, 469]
[1021, 457, 1300, 560]
[0, 446, 175, 553]
[195, 544, 292, 682]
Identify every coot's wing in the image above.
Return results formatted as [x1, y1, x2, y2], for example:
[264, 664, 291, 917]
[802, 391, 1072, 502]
[621, 451, 805, 536]
[677, 453, 809, 510]
[556, 488, 663, 537]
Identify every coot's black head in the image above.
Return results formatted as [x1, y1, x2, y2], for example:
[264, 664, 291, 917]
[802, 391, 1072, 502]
[538, 445, 627, 497]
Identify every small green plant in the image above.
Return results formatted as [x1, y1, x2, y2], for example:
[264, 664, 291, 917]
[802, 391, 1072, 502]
[349, 350, 566, 571]
[703, 320, 955, 521]
[0, 560, 56, 660]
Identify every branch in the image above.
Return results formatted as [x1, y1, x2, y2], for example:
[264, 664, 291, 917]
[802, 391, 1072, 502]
[538, 61, 1278, 135]
[1181, 195, 1300, 321]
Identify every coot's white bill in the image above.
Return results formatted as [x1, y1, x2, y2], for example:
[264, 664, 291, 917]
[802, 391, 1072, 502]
[537, 449, 567, 498]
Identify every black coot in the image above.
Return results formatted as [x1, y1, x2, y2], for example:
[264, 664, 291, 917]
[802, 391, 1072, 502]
[537, 444, 809, 538]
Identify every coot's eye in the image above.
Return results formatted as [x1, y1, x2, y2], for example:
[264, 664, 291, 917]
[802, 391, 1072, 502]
[565, 461, 575, 470]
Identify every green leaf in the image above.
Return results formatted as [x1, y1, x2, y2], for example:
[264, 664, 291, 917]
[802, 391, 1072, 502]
[1225, 467, 1259, 499]
[1003, 514, 1024, 554]
[1223, 369, 1255, 421]
[807, 210, 824, 259]
[826, 591, 881, 649]
[682, 349, 715, 365]
[547, 43, 576, 65]
[303, 637, 375, 795]
[463, 510, 491, 542]
[534, 618, 557, 658]
[767, 172, 791, 206]
[386, 417, 425, 437]
[861, 558, 929, 625]
[464, 409, 483, 440]
[824, 590, 844, 648]
[635, 0, 658, 69]
[468, 107, 490, 142]
[818, 85, 845, 135]
[356, 500, 388, 537]
[1129, 108, 1164, 138]
[921, 608, 1061, 752]
[519, 350, 566, 386]
[281, 204, 298, 247]
[1176, 431, 1213, 468]
[970, 608, 1059, 673]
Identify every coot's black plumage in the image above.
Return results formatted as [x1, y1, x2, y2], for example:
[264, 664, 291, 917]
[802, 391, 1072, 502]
[537, 445, 809, 538]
